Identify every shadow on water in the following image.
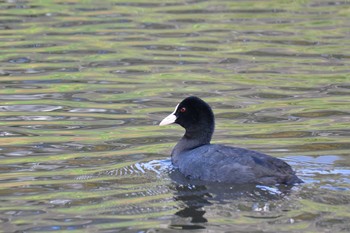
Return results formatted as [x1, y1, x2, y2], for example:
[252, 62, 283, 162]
[168, 169, 298, 229]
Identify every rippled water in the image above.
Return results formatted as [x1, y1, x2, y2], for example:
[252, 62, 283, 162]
[1, 0, 350, 232]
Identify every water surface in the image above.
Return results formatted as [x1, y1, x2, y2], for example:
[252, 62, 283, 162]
[0, 0, 350, 232]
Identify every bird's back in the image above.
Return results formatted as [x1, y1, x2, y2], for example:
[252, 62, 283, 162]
[172, 144, 301, 185]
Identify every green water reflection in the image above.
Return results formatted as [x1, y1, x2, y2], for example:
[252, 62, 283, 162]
[0, 0, 350, 232]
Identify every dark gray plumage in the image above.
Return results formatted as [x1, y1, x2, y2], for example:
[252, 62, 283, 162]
[159, 96, 302, 185]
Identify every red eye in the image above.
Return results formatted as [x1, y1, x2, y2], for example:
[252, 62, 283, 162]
[180, 107, 186, 113]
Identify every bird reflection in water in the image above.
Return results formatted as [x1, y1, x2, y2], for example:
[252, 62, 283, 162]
[168, 169, 297, 229]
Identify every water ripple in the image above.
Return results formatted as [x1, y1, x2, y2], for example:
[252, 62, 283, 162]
[0, 105, 62, 112]
[1, 0, 349, 232]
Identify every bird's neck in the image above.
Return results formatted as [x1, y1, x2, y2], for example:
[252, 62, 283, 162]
[171, 124, 214, 159]
[184, 126, 213, 143]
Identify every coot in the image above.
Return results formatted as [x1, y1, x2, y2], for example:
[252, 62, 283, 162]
[159, 96, 302, 185]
